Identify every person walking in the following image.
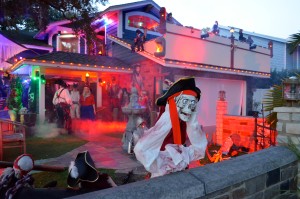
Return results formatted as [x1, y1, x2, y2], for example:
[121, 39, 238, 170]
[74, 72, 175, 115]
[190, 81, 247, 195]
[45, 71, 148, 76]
[52, 79, 72, 133]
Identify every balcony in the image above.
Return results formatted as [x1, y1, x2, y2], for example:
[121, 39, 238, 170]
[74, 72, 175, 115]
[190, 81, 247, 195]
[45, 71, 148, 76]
[143, 23, 271, 78]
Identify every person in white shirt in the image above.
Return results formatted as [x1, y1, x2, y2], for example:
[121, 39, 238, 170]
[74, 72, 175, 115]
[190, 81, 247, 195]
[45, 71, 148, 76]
[52, 79, 72, 131]
[70, 83, 80, 119]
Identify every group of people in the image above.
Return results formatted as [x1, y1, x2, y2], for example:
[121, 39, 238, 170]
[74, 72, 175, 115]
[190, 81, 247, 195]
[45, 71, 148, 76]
[201, 21, 219, 39]
[52, 79, 96, 132]
[239, 29, 257, 50]
[202, 21, 257, 50]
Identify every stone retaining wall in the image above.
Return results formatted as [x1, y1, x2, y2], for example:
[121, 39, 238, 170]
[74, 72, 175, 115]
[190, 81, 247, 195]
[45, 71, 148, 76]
[274, 106, 300, 190]
[67, 146, 298, 199]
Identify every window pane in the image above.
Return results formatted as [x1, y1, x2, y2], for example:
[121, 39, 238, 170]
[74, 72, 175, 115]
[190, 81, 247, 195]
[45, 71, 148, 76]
[128, 15, 159, 32]
[59, 37, 79, 53]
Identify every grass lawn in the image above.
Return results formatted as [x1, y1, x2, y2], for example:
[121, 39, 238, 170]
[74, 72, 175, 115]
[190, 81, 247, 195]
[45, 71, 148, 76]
[3, 134, 88, 162]
[2, 134, 120, 188]
[32, 168, 116, 188]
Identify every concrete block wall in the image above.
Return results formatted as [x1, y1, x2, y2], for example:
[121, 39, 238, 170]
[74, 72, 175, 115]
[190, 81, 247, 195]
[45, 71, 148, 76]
[274, 106, 300, 190]
[274, 107, 300, 145]
[68, 146, 298, 199]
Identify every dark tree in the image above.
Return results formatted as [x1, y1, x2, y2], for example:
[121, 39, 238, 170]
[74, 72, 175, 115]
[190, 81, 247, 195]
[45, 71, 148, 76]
[0, 0, 108, 54]
[287, 32, 300, 54]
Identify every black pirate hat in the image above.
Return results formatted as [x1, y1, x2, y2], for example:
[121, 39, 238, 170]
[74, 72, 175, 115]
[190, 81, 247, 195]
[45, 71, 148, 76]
[55, 79, 67, 88]
[136, 29, 143, 34]
[156, 77, 201, 106]
[67, 151, 99, 187]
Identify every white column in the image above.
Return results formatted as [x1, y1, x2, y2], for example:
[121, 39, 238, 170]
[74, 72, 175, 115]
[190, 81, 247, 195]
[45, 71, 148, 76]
[117, 11, 123, 38]
[32, 66, 46, 123]
[96, 74, 102, 107]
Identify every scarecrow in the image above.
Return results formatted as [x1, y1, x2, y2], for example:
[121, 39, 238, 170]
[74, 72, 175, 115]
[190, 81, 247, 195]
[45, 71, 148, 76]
[134, 77, 207, 178]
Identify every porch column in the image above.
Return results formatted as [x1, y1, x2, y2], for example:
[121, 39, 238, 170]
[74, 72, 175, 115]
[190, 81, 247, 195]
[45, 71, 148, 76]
[32, 66, 45, 123]
[215, 100, 227, 145]
[38, 67, 45, 124]
[96, 75, 102, 107]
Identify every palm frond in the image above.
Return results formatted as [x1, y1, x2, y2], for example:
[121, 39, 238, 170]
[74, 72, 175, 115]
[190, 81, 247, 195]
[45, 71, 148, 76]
[287, 32, 300, 54]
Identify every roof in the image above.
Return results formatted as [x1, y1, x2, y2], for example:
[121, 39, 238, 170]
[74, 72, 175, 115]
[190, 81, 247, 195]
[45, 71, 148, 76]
[0, 30, 51, 47]
[99, 1, 181, 25]
[9, 51, 132, 73]
[34, 51, 130, 66]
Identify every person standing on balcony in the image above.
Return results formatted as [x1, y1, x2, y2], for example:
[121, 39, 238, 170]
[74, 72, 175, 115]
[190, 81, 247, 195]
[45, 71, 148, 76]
[212, 21, 219, 35]
[52, 79, 72, 132]
[131, 29, 146, 52]
[167, 12, 174, 24]
[239, 29, 247, 42]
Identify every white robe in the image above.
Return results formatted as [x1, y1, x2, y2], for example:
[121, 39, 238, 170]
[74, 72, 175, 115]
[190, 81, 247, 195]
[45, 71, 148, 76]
[134, 104, 207, 177]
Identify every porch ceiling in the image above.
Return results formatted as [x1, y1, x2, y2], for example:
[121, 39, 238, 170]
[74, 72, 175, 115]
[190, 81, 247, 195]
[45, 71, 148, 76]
[9, 51, 132, 74]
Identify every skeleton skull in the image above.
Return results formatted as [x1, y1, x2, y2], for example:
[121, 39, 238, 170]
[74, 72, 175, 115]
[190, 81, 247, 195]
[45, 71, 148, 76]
[175, 94, 197, 122]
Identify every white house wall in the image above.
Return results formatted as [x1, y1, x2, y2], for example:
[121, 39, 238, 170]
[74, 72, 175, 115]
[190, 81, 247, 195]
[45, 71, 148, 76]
[165, 33, 231, 68]
[0, 34, 26, 70]
[176, 75, 245, 127]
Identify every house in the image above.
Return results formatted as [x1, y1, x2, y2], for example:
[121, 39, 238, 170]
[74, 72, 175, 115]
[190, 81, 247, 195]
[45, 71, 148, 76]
[0, 30, 53, 70]
[3, 1, 272, 133]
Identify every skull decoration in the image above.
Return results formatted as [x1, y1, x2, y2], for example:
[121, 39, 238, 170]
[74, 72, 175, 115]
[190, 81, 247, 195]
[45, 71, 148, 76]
[175, 94, 197, 122]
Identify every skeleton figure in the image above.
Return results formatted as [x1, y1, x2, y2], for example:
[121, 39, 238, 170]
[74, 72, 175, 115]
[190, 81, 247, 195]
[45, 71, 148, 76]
[134, 77, 207, 178]
[175, 94, 197, 122]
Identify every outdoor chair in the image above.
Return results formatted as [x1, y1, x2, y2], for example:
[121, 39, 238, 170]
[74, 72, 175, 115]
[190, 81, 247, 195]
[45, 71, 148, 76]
[0, 118, 26, 160]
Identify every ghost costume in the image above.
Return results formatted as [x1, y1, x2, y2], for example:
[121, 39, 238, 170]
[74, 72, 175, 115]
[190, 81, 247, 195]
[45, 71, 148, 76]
[134, 77, 207, 178]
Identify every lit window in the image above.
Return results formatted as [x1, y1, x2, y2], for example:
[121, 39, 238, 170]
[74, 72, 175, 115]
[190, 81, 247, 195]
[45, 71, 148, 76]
[125, 11, 161, 36]
[57, 36, 79, 53]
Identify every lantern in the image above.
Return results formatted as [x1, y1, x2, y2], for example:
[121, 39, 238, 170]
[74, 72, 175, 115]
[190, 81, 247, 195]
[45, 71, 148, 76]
[282, 76, 300, 106]
[218, 90, 226, 101]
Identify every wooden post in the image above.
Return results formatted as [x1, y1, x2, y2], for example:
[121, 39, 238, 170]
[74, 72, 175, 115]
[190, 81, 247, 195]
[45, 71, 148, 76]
[0, 161, 66, 172]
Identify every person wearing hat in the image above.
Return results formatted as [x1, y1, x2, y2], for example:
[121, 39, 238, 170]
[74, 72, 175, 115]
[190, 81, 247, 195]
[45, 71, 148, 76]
[70, 83, 80, 119]
[80, 86, 96, 120]
[134, 77, 207, 178]
[52, 79, 72, 132]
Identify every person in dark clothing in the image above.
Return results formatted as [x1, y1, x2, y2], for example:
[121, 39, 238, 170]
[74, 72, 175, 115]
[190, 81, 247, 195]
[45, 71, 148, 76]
[52, 79, 72, 132]
[131, 29, 146, 52]
[239, 29, 247, 42]
[212, 21, 219, 35]
[247, 35, 257, 50]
